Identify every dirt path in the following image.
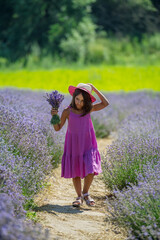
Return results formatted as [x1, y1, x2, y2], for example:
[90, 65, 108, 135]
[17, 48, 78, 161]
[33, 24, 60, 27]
[34, 136, 127, 240]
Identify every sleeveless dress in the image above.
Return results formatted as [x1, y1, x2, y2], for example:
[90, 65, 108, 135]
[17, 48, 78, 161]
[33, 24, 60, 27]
[61, 106, 102, 179]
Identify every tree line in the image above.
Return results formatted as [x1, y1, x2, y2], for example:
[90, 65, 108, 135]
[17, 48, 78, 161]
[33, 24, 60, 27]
[0, 0, 160, 63]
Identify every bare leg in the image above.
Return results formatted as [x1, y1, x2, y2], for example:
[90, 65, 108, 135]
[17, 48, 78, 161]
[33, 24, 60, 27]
[82, 173, 95, 206]
[82, 173, 94, 194]
[72, 176, 82, 197]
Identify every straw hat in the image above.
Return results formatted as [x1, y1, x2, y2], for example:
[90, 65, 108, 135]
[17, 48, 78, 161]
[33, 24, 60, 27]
[68, 83, 96, 102]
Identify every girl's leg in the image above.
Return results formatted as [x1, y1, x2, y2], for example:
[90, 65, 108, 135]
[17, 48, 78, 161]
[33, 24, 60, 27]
[72, 176, 82, 197]
[82, 173, 95, 205]
[82, 173, 94, 194]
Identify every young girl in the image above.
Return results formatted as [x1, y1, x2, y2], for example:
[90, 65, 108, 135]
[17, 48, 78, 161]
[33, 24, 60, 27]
[51, 83, 109, 207]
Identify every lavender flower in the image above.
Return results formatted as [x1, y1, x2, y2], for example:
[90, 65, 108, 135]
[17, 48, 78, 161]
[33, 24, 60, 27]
[105, 162, 160, 239]
[44, 90, 64, 125]
[0, 193, 50, 240]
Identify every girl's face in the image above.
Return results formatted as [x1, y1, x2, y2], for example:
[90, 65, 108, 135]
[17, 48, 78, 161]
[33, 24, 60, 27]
[75, 93, 84, 110]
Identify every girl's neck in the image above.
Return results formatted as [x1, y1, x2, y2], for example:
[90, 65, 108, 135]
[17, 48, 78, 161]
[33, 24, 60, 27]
[71, 107, 84, 114]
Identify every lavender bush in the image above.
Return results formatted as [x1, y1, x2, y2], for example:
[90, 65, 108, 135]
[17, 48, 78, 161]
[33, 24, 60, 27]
[0, 88, 70, 239]
[0, 193, 50, 240]
[105, 162, 160, 239]
[101, 91, 160, 239]
[0, 139, 51, 239]
[92, 90, 160, 137]
[0, 88, 68, 182]
[102, 100, 160, 190]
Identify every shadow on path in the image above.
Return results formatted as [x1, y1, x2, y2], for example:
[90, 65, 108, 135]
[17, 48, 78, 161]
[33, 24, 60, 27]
[33, 204, 92, 215]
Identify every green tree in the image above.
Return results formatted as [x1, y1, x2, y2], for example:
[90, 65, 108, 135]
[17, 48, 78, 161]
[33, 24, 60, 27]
[91, 0, 160, 38]
[150, 0, 160, 12]
[60, 17, 96, 63]
[0, 0, 96, 62]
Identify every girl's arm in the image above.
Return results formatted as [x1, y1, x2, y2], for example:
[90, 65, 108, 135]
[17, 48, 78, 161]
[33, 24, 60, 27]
[87, 83, 109, 112]
[51, 107, 68, 131]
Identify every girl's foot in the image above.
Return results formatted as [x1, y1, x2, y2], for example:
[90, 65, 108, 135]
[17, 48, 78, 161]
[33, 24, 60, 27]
[82, 192, 95, 206]
[72, 196, 83, 207]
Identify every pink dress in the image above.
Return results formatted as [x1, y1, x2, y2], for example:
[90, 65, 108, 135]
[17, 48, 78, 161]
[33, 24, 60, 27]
[61, 106, 102, 178]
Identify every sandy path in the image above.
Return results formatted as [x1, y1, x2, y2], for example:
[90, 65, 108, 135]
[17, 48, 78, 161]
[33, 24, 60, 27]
[34, 136, 127, 240]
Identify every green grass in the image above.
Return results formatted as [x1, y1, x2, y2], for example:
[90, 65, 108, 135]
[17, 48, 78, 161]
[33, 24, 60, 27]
[0, 65, 159, 92]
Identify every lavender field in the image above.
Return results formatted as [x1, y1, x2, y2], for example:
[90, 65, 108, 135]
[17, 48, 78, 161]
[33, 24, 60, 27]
[0, 87, 160, 239]
[0, 88, 69, 240]
[101, 91, 160, 239]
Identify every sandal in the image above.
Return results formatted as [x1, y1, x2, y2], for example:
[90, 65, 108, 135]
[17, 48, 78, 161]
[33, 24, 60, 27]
[72, 196, 83, 207]
[82, 193, 95, 207]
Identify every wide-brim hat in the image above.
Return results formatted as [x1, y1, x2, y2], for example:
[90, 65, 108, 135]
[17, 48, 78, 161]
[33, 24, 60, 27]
[68, 83, 96, 103]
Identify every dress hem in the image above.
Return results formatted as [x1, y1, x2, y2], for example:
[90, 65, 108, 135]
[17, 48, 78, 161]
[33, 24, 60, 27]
[61, 169, 102, 179]
[61, 147, 102, 179]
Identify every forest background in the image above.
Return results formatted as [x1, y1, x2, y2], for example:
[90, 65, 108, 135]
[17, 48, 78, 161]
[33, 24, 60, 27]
[0, 0, 160, 91]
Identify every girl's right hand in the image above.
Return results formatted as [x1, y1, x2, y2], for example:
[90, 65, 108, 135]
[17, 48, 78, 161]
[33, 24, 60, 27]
[51, 107, 58, 116]
[87, 83, 96, 91]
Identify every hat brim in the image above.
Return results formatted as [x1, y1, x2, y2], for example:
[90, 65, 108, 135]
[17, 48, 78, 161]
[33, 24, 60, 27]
[68, 85, 96, 103]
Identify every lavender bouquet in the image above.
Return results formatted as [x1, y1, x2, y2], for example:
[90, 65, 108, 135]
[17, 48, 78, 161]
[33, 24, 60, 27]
[44, 90, 64, 125]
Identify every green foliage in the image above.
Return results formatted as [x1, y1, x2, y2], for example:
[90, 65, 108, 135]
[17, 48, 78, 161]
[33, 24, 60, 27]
[150, 0, 160, 12]
[92, 0, 160, 38]
[86, 34, 160, 65]
[86, 42, 107, 64]
[60, 18, 96, 63]
[23, 198, 38, 211]
[46, 136, 63, 168]
[92, 117, 110, 138]
[0, 0, 96, 62]
[1, 0, 160, 64]
[72, 0, 96, 8]
[26, 211, 38, 222]
[0, 57, 9, 67]
[24, 198, 39, 222]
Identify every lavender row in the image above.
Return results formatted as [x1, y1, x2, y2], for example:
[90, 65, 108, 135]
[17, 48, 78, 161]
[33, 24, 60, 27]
[0, 136, 50, 239]
[0, 88, 68, 191]
[102, 107, 160, 190]
[105, 162, 160, 239]
[92, 90, 160, 136]
[101, 92, 160, 239]
[0, 193, 49, 240]
[0, 88, 70, 240]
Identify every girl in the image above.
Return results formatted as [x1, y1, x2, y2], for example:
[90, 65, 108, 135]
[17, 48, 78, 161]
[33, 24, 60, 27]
[51, 83, 109, 207]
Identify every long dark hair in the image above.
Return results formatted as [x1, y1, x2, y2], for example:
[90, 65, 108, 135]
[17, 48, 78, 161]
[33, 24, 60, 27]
[69, 88, 93, 117]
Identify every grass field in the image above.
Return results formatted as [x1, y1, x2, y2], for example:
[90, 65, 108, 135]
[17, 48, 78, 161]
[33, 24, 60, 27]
[0, 65, 159, 93]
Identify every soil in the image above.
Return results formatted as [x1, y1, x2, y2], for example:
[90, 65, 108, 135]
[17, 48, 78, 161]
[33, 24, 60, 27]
[34, 135, 128, 240]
